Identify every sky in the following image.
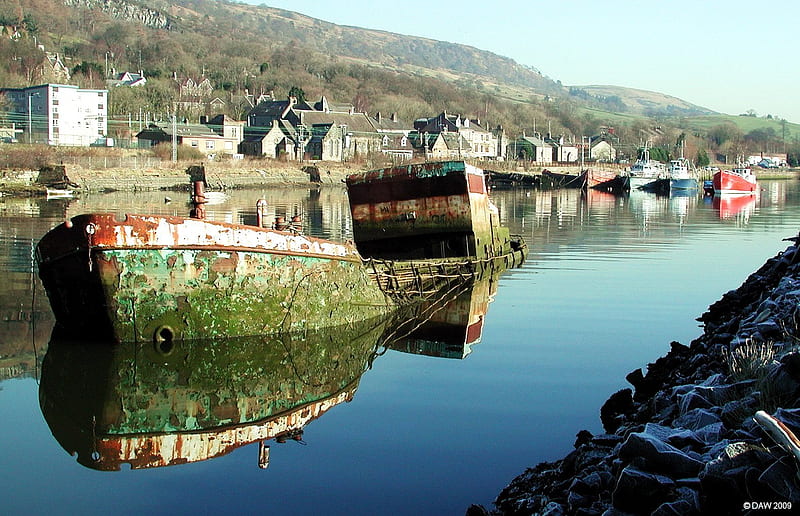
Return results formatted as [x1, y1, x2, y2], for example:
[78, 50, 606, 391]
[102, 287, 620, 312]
[247, 0, 799, 123]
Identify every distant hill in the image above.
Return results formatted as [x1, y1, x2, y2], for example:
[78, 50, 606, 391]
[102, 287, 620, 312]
[568, 85, 717, 117]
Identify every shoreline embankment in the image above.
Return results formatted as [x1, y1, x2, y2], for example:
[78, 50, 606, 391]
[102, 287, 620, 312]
[1, 161, 796, 197]
[472, 236, 800, 515]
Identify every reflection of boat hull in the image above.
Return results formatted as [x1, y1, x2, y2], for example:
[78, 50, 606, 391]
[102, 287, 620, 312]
[39, 318, 389, 470]
[712, 169, 757, 194]
[36, 214, 393, 343]
[713, 193, 756, 219]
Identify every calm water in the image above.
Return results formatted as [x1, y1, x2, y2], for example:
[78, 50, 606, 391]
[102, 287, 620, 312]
[2, 180, 800, 515]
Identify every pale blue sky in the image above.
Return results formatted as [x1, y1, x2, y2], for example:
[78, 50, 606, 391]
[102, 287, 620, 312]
[249, 0, 799, 123]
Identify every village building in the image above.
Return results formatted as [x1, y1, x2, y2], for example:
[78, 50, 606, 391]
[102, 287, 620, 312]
[108, 71, 147, 88]
[507, 135, 553, 163]
[136, 114, 245, 156]
[545, 135, 580, 163]
[589, 133, 617, 162]
[0, 83, 108, 146]
[408, 131, 471, 160]
[413, 112, 500, 160]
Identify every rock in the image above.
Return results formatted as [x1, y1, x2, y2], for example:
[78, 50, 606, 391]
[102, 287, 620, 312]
[464, 504, 490, 516]
[611, 465, 675, 514]
[757, 459, 800, 502]
[677, 390, 713, 414]
[674, 408, 722, 431]
[619, 432, 704, 478]
[699, 442, 775, 512]
[600, 389, 634, 434]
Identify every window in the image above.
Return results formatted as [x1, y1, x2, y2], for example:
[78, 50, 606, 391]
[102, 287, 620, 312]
[206, 141, 214, 150]
[98, 103, 104, 110]
[52, 119, 58, 127]
[191, 140, 198, 148]
[382, 135, 389, 147]
[97, 92, 103, 97]
[53, 99, 59, 105]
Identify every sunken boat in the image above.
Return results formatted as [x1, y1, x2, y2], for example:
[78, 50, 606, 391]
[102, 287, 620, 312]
[36, 161, 525, 343]
[346, 161, 526, 298]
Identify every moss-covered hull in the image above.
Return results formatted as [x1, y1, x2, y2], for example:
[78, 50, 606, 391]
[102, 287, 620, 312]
[36, 213, 394, 343]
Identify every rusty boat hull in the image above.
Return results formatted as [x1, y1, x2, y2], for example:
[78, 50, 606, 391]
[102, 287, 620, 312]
[36, 213, 395, 343]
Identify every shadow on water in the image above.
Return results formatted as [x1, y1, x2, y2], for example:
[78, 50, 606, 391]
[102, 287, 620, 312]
[38, 266, 505, 471]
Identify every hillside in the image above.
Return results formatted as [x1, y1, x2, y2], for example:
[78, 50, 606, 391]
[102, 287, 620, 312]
[1, 0, 798, 164]
[570, 85, 716, 117]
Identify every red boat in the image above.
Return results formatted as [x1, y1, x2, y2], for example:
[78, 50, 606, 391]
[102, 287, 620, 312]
[712, 164, 757, 194]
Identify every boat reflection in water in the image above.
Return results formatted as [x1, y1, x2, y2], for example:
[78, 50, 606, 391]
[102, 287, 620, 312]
[39, 267, 505, 471]
[384, 265, 501, 359]
[713, 193, 757, 221]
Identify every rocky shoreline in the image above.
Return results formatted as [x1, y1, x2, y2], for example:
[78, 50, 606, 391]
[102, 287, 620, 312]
[474, 235, 800, 515]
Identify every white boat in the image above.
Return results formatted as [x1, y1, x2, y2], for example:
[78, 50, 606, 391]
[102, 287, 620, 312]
[46, 188, 74, 200]
[626, 142, 667, 191]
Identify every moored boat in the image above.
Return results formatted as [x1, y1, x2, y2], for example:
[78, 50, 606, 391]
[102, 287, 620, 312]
[541, 169, 587, 189]
[712, 163, 757, 194]
[626, 142, 666, 191]
[586, 168, 628, 192]
[668, 157, 699, 191]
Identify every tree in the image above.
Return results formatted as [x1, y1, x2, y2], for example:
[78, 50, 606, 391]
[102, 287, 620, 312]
[288, 85, 306, 103]
[696, 148, 710, 167]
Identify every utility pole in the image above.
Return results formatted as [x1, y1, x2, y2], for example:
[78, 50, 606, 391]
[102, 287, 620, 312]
[171, 113, 177, 162]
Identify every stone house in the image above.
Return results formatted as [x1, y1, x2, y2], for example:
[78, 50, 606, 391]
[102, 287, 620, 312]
[414, 112, 499, 160]
[239, 119, 296, 159]
[545, 135, 580, 163]
[409, 131, 471, 160]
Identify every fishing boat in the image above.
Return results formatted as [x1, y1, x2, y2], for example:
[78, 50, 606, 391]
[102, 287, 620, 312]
[712, 163, 757, 194]
[37, 162, 525, 343]
[626, 142, 666, 191]
[668, 157, 699, 191]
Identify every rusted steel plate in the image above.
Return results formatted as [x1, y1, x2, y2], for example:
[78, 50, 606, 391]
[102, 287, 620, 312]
[36, 214, 393, 342]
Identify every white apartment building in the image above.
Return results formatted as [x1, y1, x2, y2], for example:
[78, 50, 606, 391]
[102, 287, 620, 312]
[2, 84, 108, 146]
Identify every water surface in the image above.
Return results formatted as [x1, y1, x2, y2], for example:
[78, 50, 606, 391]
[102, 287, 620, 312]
[1, 180, 799, 515]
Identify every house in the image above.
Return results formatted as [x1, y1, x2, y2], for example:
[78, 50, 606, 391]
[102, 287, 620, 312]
[545, 135, 580, 163]
[108, 71, 147, 87]
[409, 131, 471, 160]
[589, 133, 617, 162]
[136, 114, 245, 156]
[239, 119, 296, 159]
[244, 95, 412, 162]
[0, 84, 108, 146]
[508, 135, 553, 163]
[174, 75, 214, 113]
[414, 112, 499, 160]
